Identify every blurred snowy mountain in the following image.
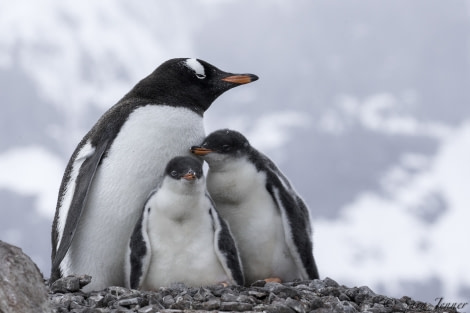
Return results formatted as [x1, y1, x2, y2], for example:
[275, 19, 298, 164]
[1, 0, 469, 304]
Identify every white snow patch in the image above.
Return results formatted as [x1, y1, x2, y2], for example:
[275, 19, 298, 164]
[247, 111, 310, 151]
[318, 93, 452, 139]
[0, 146, 64, 218]
[315, 121, 470, 302]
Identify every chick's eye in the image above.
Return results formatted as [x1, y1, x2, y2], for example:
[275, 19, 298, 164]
[171, 170, 178, 177]
[222, 145, 231, 152]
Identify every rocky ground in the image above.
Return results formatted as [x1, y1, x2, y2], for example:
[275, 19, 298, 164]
[48, 275, 458, 313]
[0, 241, 461, 313]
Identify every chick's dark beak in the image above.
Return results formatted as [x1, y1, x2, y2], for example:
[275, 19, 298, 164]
[183, 170, 197, 181]
[190, 146, 213, 156]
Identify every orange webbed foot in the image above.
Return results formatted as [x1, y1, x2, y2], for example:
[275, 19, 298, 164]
[264, 277, 282, 283]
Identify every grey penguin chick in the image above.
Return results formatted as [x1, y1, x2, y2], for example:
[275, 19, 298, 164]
[50, 59, 257, 291]
[191, 129, 319, 284]
[125, 156, 244, 290]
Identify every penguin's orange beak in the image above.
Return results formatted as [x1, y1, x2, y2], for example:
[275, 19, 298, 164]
[221, 74, 258, 85]
[190, 146, 213, 156]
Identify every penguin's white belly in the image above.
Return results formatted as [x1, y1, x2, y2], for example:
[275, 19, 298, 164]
[142, 194, 228, 289]
[207, 164, 300, 283]
[62, 105, 205, 291]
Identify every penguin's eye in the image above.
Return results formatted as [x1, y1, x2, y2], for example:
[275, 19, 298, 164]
[170, 170, 178, 177]
[221, 145, 231, 152]
[195, 73, 206, 79]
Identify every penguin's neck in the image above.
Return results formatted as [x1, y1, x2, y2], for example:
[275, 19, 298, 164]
[207, 157, 264, 205]
[150, 179, 206, 223]
[122, 84, 209, 117]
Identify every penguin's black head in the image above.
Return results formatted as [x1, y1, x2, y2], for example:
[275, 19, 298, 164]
[190, 129, 251, 159]
[165, 156, 203, 181]
[126, 58, 258, 115]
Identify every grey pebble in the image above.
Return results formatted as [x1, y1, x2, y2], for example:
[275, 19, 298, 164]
[50, 276, 80, 293]
[162, 294, 175, 307]
[113, 308, 134, 313]
[311, 308, 334, 313]
[251, 280, 267, 287]
[308, 295, 324, 310]
[323, 277, 340, 288]
[320, 286, 342, 297]
[193, 297, 220, 310]
[103, 292, 118, 306]
[268, 291, 280, 303]
[309, 279, 326, 290]
[117, 297, 140, 307]
[137, 306, 158, 313]
[137, 305, 158, 313]
[354, 286, 377, 304]
[192, 287, 212, 301]
[169, 294, 192, 310]
[221, 292, 238, 302]
[266, 282, 301, 298]
[220, 301, 253, 311]
[85, 308, 111, 313]
[248, 289, 268, 299]
[339, 293, 351, 301]
[50, 275, 90, 293]
[147, 294, 165, 309]
[70, 297, 86, 309]
[237, 294, 255, 303]
[91, 309, 112, 313]
[207, 284, 226, 297]
[266, 302, 297, 313]
[88, 294, 106, 307]
[285, 297, 306, 313]
[294, 284, 312, 291]
[342, 300, 359, 313]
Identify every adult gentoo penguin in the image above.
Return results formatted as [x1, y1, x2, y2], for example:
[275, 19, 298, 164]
[125, 156, 244, 289]
[50, 59, 257, 291]
[191, 129, 319, 284]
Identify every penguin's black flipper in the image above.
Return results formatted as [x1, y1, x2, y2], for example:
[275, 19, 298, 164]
[208, 194, 245, 286]
[127, 205, 152, 290]
[265, 171, 320, 280]
[248, 147, 320, 280]
[51, 139, 110, 280]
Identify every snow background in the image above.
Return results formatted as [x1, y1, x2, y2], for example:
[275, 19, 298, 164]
[1, 0, 469, 304]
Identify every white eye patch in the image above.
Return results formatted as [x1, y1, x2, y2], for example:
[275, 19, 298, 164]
[184, 58, 206, 79]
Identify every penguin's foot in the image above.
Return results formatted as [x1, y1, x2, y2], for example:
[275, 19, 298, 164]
[264, 277, 282, 283]
[218, 281, 230, 287]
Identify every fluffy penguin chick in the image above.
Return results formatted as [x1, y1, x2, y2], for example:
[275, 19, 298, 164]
[191, 129, 319, 284]
[50, 58, 257, 291]
[125, 156, 244, 290]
